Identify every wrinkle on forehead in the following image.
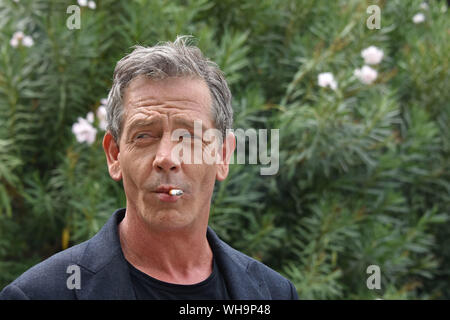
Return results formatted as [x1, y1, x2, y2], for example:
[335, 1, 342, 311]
[124, 76, 212, 109]
[124, 100, 214, 128]
[122, 76, 215, 133]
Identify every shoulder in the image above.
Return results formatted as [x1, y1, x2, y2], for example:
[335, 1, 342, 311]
[230, 244, 298, 299]
[207, 227, 298, 299]
[252, 259, 298, 299]
[1, 209, 125, 300]
[0, 241, 89, 300]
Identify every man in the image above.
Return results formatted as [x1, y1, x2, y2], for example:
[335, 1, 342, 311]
[0, 36, 298, 300]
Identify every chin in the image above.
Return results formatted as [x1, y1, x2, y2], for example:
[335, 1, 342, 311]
[142, 208, 194, 231]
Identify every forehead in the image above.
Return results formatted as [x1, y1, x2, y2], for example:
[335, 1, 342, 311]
[122, 76, 213, 127]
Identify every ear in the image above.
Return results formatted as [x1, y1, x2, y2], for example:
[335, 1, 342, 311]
[103, 131, 122, 181]
[216, 131, 236, 181]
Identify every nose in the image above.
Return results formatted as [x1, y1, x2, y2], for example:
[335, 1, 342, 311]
[153, 133, 180, 173]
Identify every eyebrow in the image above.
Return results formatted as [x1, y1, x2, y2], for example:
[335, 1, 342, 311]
[125, 118, 161, 138]
[172, 117, 210, 133]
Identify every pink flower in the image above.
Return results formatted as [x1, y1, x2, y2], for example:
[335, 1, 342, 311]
[10, 31, 34, 48]
[72, 117, 97, 145]
[96, 106, 107, 131]
[88, 1, 96, 9]
[361, 46, 384, 65]
[354, 66, 378, 85]
[10, 31, 24, 48]
[318, 72, 338, 90]
[420, 2, 429, 10]
[86, 111, 94, 123]
[22, 36, 34, 47]
[10, 37, 19, 48]
[412, 13, 426, 24]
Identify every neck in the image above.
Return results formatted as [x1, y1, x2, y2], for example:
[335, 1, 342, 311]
[118, 208, 213, 285]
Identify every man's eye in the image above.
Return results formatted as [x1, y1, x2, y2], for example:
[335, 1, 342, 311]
[180, 133, 201, 141]
[136, 133, 151, 139]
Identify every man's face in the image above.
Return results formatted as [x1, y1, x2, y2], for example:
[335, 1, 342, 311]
[103, 76, 234, 232]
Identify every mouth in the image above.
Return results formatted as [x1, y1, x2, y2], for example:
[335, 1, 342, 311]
[154, 185, 184, 202]
[154, 185, 183, 194]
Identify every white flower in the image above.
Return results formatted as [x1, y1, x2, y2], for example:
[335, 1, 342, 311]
[318, 72, 338, 90]
[100, 98, 108, 106]
[14, 31, 24, 38]
[86, 111, 94, 123]
[77, 0, 88, 6]
[354, 65, 378, 85]
[412, 13, 426, 24]
[22, 35, 34, 47]
[10, 31, 34, 48]
[441, 4, 448, 13]
[72, 117, 97, 145]
[420, 2, 429, 10]
[88, 1, 96, 9]
[96, 106, 107, 131]
[361, 46, 384, 65]
[10, 37, 19, 48]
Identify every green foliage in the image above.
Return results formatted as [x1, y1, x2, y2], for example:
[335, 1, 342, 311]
[1, 0, 449, 299]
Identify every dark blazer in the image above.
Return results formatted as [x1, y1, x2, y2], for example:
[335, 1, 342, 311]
[0, 208, 298, 300]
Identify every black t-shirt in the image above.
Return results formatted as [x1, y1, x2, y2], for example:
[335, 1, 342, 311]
[127, 256, 230, 300]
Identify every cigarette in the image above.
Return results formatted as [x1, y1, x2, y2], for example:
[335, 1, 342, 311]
[168, 189, 183, 196]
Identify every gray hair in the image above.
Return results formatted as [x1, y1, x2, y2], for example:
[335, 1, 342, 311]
[105, 35, 233, 143]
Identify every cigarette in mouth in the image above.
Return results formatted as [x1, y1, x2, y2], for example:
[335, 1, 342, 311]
[168, 189, 183, 196]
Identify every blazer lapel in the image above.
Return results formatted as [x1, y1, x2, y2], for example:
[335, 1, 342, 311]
[75, 209, 136, 300]
[207, 227, 271, 299]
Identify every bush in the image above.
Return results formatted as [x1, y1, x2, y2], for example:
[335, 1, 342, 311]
[0, 0, 449, 299]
